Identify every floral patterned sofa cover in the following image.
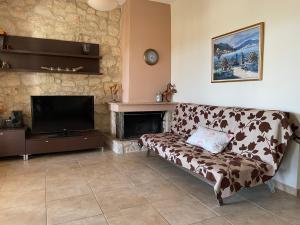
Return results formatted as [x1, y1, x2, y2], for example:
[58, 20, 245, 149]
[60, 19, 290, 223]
[139, 103, 293, 205]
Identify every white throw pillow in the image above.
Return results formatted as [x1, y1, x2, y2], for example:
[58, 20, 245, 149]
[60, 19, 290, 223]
[186, 126, 233, 154]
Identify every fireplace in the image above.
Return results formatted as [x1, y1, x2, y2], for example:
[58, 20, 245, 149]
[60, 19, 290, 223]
[109, 102, 176, 154]
[116, 111, 164, 139]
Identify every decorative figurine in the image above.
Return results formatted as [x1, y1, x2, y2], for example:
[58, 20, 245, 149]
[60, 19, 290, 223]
[162, 83, 177, 102]
[0, 27, 6, 50]
[40, 66, 84, 73]
[1, 61, 10, 69]
[72, 66, 84, 72]
[0, 27, 6, 35]
[110, 84, 122, 102]
[0, 36, 4, 49]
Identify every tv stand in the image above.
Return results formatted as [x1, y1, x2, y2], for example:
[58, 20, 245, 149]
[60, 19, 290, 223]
[26, 130, 105, 158]
[0, 128, 26, 159]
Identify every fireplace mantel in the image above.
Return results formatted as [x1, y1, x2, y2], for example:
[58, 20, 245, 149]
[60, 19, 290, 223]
[109, 102, 177, 112]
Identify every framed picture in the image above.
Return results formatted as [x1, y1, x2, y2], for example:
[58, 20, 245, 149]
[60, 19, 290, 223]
[211, 22, 264, 83]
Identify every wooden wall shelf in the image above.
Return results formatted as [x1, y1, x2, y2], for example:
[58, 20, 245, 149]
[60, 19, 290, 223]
[0, 35, 102, 75]
[0, 68, 103, 75]
[0, 49, 102, 59]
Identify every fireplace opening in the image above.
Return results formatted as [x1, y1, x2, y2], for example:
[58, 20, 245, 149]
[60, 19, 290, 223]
[116, 111, 164, 139]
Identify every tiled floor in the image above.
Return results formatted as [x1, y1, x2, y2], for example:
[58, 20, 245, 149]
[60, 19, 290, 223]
[0, 150, 299, 225]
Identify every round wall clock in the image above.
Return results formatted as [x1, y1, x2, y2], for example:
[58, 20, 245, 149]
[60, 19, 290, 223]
[144, 49, 159, 65]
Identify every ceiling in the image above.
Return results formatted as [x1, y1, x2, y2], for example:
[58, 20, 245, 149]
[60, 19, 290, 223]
[116, 0, 176, 5]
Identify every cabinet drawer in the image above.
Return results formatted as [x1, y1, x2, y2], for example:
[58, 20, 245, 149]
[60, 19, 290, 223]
[26, 134, 103, 155]
[0, 129, 25, 157]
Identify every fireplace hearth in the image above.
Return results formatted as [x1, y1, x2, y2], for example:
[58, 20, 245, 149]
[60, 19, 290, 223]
[116, 111, 164, 139]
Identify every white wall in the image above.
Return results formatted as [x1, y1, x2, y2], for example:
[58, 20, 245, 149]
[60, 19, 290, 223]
[171, 0, 300, 189]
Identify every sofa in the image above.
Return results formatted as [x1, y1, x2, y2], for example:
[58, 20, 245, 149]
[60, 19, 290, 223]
[139, 103, 293, 205]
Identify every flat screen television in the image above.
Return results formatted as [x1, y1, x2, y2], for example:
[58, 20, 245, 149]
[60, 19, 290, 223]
[31, 96, 94, 134]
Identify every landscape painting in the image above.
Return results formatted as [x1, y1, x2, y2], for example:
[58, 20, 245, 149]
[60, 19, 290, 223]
[212, 23, 264, 82]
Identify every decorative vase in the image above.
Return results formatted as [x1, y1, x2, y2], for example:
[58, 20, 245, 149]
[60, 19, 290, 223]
[82, 43, 91, 55]
[156, 92, 162, 102]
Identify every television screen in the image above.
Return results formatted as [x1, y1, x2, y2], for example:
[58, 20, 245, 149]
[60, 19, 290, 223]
[31, 96, 94, 134]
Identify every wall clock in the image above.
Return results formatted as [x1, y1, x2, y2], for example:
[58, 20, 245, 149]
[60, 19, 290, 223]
[144, 49, 159, 65]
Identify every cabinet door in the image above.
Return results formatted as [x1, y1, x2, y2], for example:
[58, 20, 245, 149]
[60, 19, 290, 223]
[0, 130, 25, 157]
[26, 134, 104, 155]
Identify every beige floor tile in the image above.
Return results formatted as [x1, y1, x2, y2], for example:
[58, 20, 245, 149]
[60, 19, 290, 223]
[238, 184, 272, 200]
[167, 174, 233, 209]
[37, 153, 81, 164]
[169, 174, 207, 192]
[47, 194, 102, 225]
[46, 167, 84, 181]
[249, 190, 300, 211]
[0, 190, 45, 210]
[78, 155, 113, 166]
[225, 214, 290, 225]
[46, 161, 81, 173]
[0, 172, 45, 192]
[46, 181, 92, 202]
[5, 165, 47, 177]
[0, 204, 46, 225]
[192, 216, 232, 225]
[175, 177, 221, 208]
[152, 195, 216, 225]
[271, 208, 300, 225]
[136, 181, 187, 202]
[155, 163, 190, 179]
[88, 173, 134, 193]
[128, 167, 167, 185]
[0, 150, 300, 225]
[94, 187, 148, 213]
[117, 161, 151, 175]
[59, 215, 108, 225]
[105, 204, 169, 225]
[0, 170, 7, 179]
[80, 163, 119, 181]
[191, 186, 245, 209]
[212, 198, 269, 217]
[46, 174, 87, 190]
[46, 170, 88, 199]
[144, 156, 172, 170]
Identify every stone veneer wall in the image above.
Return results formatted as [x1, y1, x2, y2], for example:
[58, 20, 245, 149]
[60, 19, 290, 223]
[0, 0, 121, 132]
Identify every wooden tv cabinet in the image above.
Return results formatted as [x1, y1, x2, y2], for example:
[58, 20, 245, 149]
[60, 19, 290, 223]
[26, 130, 105, 158]
[0, 128, 26, 158]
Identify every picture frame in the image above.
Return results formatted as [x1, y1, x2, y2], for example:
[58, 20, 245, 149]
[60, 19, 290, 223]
[211, 22, 264, 83]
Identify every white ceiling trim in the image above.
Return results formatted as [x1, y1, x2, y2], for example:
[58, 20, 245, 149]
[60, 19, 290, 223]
[116, 0, 176, 5]
[87, 0, 175, 11]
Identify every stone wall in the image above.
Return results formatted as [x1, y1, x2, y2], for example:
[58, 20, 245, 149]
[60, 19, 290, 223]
[0, 0, 121, 132]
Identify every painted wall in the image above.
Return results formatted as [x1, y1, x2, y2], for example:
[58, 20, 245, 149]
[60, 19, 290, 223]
[171, 0, 300, 189]
[121, 0, 171, 103]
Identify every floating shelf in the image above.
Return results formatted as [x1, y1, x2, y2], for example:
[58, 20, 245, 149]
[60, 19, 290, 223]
[0, 35, 102, 75]
[0, 49, 102, 59]
[0, 68, 103, 75]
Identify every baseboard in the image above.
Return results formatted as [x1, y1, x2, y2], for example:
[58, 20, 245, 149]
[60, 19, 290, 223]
[273, 179, 299, 197]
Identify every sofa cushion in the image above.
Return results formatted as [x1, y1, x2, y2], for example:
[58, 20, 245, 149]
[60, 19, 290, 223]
[186, 126, 233, 153]
[140, 132, 274, 198]
[171, 104, 292, 171]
